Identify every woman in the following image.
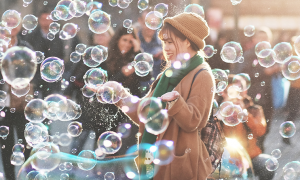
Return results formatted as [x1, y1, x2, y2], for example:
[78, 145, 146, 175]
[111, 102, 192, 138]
[95, 12, 215, 180]
[102, 27, 150, 97]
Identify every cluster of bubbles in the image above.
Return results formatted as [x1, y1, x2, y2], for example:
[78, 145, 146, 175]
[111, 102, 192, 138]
[11, 143, 25, 166]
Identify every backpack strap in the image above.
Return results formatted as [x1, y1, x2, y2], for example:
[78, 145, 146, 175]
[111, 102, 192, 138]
[187, 68, 207, 99]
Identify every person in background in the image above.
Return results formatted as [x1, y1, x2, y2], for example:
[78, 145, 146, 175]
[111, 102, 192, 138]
[221, 75, 275, 180]
[137, 9, 164, 97]
[0, 23, 35, 180]
[23, 7, 80, 98]
[240, 27, 281, 152]
[208, 31, 231, 70]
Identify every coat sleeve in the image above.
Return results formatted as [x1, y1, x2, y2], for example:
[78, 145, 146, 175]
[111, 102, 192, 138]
[167, 71, 215, 132]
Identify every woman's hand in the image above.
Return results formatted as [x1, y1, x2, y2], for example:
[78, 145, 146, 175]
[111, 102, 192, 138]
[122, 64, 135, 76]
[131, 38, 141, 53]
[160, 91, 180, 102]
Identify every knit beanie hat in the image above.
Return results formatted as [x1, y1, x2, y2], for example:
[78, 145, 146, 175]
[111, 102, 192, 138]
[162, 12, 210, 50]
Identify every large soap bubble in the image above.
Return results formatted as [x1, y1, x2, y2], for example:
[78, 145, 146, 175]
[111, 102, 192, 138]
[255, 41, 271, 57]
[97, 81, 124, 104]
[138, 0, 149, 10]
[282, 56, 300, 80]
[24, 99, 48, 123]
[40, 57, 65, 83]
[83, 67, 107, 86]
[138, 97, 162, 123]
[83, 46, 101, 67]
[67, 121, 83, 137]
[30, 142, 60, 172]
[220, 42, 243, 63]
[184, 4, 205, 18]
[145, 11, 163, 30]
[22, 14, 38, 31]
[88, 10, 111, 34]
[1, 10, 21, 29]
[55, 0, 74, 21]
[154, 3, 168, 17]
[1, 46, 37, 89]
[145, 109, 169, 135]
[273, 42, 293, 63]
[279, 121, 296, 138]
[91, 45, 108, 63]
[60, 23, 78, 40]
[77, 150, 97, 171]
[44, 94, 68, 121]
[257, 49, 276, 68]
[24, 122, 49, 147]
[97, 131, 122, 154]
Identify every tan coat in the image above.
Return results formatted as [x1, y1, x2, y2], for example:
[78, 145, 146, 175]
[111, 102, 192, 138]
[117, 62, 215, 180]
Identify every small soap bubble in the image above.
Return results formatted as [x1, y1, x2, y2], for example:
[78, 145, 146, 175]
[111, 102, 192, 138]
[49, 22, 60, 35]
[75, 43, 87, 55]
[154, 3, 168, 17]
[70, 76, 76, 82]
[231, 0, 242, 5]
[203, 45, 217, 58]
[89, 132, 96, 139]
[10, 108, 15, 113]
[0, 126, 9, 138]
[261, 81, 265, 86]
[34, 91, 39, 96]
[271, 149, 281, 159]
[244, 25, 255, 37]
[123, 19, 132, 28]
[70, 52, 81, 63]
[43, 1, 48, 5]
[138, 0, 149, 10]
[280, 121, 296, 138]
[47, 32, 55, 41]
[104, 172, 115, 180]
[109, 0, 118, 7]
[22, 30, 28, 35]
[255, 73, 259, 77]
[118, 0, 130, 9]
[248, 134, 253, 140]
[265, 157, 279, 171]
[71, 148, 77, 154]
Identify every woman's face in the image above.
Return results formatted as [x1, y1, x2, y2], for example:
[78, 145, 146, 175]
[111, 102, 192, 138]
[161, 32, 189, 62]
[118, 34, 134, 54]
[93, 32, 111, 47]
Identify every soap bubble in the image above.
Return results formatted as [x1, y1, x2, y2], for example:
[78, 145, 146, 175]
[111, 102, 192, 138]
[212, 99, 219, 116]
[49, 22, 60, 34]
[227, 85, 240, 98]
[184, 4, 205, 18]
[279, 121, 296, 138]
[25, 94, 33, 102]
[60, 23, 78, 40]
[0, 91, 7, 101]
[232, 73, 251, 91]
[244, 25, 255, 37]
[145, 109, 169, 135]
[67, 121, 83, 137]
[55, 0, 73, 21]
[203, 45, 217, 58]
[77, 150, 97, 171]
[1, 46, 37, 89]
[24, 99, 48, 123]
[60, 173, 69, 180]
[24, 122, 49, 147]
[118, 0, 130, 9]
[83, 47, 101, 67]
[282, 56, 300, 80]
[283, 168, 296, 180]
[271, 149, 281, 159]
[123, 19, 132, 28]
[97, 131, 122, 154]
[231, 0, 242, 5]
[30, 142, 60, 172]
[221, 105, 242, 127]
[11, 152, 25, 166]
[59, 133, 72, 146]
[22, 14, 38, 31]
[49, 10, 60, 21]
[82, 84, 95, 98]
[212, 69, 228, 93]
[138, 97, 162, 123]
[11, 83, 30, 97]
[134, 52, 154, 69]
[0, 26, 11, 40]
[221, 42, 243, 63]
[154, 3, 168, 17]
[294, 35, 300, 56]
[0, 126, 9, 138]
[35, 51, 45, 64]
[104, 172, 115, 180]
[153, 140, 174, 165]
[255, 41, 271, 57]
[91, 45, 108, 63]
[70, 52, 81, 63]
[257, 49, 276, 68]
[117, 123, 131, 138]
[75, 43, 87, 55]
[12, 144, 25, 155]
[138, 0, 149, 10]
[219, 101, 235, 117]
[88, 10, 111, 34]
[1, 10, 21, 29]
[265, 157, 279, 171]
[145, 11, 163, 30]
[135, 61, 151, 77]
[40, 57, 65, 83]
[83, 67, 107, 86]
[273, 42, 293, 63]
[97, 81, 123, 104]
[109, 0, 118, 7]
[47, 32, 55, 41]
[68, 0, 86, 18]
[44, 94, 68, 120]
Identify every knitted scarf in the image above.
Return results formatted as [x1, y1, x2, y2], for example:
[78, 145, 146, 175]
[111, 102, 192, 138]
[140, 53, 204, 179]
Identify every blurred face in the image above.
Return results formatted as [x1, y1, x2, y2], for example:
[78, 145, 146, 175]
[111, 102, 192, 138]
[161, 32, 190, 62]
[38, 13, 52, 30]
[93, 32, 111, 47]
[118, 34, 133, 54]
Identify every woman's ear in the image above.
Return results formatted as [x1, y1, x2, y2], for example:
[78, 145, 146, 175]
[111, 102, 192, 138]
[185, 39, 191, 48]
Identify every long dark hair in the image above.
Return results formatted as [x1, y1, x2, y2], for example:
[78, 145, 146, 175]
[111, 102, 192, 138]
[106, 27, 138, 74]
